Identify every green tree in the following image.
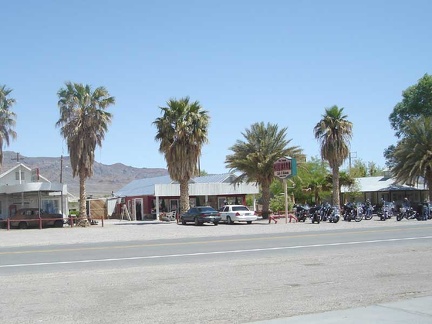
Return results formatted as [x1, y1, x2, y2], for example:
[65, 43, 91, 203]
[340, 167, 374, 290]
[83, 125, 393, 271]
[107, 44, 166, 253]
[302, 157, 331, 204]
[314, 106, 353, 208]
[225, 122, 302, 218]
[392, 116, 432, 199]
[0, 85, 17, 168]
[386, 74, 432, 167]
[56, 82, 115, 223]
[350, 159, 384, 177]
[389, 74, 432, 138]
[153, 97, 210, 216]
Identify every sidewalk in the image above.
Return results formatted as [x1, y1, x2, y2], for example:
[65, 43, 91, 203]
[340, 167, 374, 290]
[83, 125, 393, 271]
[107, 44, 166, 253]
[250, 295, 432, 323]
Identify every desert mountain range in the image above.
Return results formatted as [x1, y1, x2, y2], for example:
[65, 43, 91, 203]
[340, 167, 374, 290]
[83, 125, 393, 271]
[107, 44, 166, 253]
[1, 151, 168, 198]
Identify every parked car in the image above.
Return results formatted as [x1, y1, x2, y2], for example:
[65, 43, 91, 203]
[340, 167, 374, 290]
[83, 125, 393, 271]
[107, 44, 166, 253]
[180, 206, 221, 226]
[2, 208, 64, 229]
[218, 205, 257, 224]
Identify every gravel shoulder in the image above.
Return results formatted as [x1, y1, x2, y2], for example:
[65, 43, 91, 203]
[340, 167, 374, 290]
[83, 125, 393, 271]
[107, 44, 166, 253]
[1, 217, 429, 248]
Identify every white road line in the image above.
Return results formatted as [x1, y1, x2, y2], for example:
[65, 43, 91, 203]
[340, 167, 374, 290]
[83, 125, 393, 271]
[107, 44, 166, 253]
[1, 235, 431, 269]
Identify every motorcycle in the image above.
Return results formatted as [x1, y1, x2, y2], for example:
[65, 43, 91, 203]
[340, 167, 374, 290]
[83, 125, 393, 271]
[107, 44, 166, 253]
[378, 200, 394, 221]
[343, 202, 363, 222]
[327, 206, 340, 223]
[309, 205, 321, 224]
[294, 204, 310, 222]
[396, 206, 420, 221]
[319, 202, 332, 222]
[363, 202, 375, 220]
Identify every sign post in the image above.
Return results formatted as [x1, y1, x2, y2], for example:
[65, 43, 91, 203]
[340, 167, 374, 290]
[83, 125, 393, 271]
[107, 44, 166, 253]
[273, 157, 297, 223]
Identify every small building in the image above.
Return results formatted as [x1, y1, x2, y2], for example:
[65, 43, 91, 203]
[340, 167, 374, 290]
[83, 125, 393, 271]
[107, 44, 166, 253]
[341, 174, 428, 207]
[0, 163, 68, 219]
[113, 173, 260, 220]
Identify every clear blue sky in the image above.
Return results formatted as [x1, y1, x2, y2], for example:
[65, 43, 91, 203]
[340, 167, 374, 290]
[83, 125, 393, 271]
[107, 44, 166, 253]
[2, 0, 431, 174]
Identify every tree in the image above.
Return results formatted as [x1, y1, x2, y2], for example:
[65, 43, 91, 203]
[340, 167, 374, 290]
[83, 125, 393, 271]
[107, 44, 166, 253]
[0, 85, 17, 168]
[386, 74, 432, 167]
[153, 97, 210, 217]
[314, 106, 353, 209]
[56, 82, 115, 224]
[349, 159, 383, 177]
[225, 122, 302, 218]
[389, 74, 432, 138]
[392, 116, 432, 200]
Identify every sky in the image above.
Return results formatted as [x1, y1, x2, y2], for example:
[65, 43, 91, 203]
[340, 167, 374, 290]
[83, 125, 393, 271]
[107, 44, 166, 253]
[2, 0, 432, 174]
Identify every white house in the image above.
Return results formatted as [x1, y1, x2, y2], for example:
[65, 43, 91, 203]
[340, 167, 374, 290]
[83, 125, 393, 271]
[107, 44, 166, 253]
[0, 163, 68, 219]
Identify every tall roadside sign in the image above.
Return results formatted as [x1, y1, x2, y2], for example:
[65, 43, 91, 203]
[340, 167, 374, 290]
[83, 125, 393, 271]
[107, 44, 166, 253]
[273, 157, 297, 223]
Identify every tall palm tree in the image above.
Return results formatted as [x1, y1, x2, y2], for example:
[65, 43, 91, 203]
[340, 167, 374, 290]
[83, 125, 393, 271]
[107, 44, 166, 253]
[392, 116, 432, 200]
[0, 85, 17, 168]
[225, 122, 302, 218]
[153, 97, 210, 217]
[56, 82, 115, 223]
[314, 106, 352, 209]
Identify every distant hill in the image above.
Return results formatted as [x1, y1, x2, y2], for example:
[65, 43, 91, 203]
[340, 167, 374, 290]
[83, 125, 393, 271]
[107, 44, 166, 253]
[1, 151, 168, 198]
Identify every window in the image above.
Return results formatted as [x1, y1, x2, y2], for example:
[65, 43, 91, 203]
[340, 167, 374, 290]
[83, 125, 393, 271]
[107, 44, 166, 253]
[42, 200, 60, 214]
[15, 171, 25, 181]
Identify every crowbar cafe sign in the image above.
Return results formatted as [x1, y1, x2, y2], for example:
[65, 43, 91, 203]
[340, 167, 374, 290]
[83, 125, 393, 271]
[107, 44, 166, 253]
[273, 157, 297, 179]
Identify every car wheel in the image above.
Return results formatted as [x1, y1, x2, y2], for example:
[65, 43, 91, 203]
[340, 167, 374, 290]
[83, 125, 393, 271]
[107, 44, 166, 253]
[247, 221, 252, 224]
[213, 222, 218, 226]
[226, 216, 233, 224]
[181, 219, 186, 225]
[19, 222, 28, 229]
[54, 220, 63, 228]
[194, 218, 200, 226]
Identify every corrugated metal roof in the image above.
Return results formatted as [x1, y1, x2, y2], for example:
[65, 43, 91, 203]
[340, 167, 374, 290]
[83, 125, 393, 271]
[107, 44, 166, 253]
[115, 175, 172, 196]
[341, 176, 424, 193]
[114, 173, 237, 197]
[191, 173, 233, 183]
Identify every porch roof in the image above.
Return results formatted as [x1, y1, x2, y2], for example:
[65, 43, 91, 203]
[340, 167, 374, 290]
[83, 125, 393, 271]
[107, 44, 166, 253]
[341, 176, 426, 193]
[114, 173, 257, 197]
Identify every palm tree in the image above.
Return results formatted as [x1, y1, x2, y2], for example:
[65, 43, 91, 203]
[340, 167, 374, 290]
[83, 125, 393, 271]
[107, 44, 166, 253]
[0, 85, 17, 168]
[56, 82, 115, 223]
[314, 106, 353, 209]
[153, 97, 210, 218]
[225, 122, 302, 218]
[392, 116, 432, 200]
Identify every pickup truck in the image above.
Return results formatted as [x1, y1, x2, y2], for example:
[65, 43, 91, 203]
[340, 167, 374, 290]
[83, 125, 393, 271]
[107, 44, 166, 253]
[3, 208, 64, 229]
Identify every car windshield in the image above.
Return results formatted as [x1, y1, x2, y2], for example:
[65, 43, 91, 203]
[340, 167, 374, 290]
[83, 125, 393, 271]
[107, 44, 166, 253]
[197, 207, 216, 213]
[232, 206, 249, 211]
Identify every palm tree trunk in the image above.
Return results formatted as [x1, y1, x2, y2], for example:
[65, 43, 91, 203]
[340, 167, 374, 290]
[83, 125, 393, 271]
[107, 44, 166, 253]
[332, 166, 341, 209]
[78, 171, 89, 226]
[425, 169, 432, 201]
[179, 179, 190, 217]
[261, 182, 271, 219]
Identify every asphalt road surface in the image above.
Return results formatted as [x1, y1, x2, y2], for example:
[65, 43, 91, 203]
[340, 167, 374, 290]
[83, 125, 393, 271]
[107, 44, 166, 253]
[1, 224, 432, 323]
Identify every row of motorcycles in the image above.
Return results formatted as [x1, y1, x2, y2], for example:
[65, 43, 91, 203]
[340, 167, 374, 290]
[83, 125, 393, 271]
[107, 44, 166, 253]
[293, 200, 432, 224]
[342, 199, 432, 222]
[294, 202, 341, 224]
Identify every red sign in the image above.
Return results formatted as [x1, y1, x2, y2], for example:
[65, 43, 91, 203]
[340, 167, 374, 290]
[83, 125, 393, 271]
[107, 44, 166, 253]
[273, 158, 292, 179]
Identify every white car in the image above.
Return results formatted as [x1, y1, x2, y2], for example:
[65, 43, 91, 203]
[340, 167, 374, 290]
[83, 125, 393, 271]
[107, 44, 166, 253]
[218, 205, 257, 224]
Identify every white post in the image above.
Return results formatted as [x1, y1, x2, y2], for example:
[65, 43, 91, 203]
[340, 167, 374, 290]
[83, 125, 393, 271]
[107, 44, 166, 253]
[284, 178, 288, 224]
[155, 196, 160, 219]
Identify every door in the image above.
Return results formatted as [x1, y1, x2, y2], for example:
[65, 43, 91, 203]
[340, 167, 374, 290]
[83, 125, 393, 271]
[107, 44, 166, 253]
[134, 198, 143, 221]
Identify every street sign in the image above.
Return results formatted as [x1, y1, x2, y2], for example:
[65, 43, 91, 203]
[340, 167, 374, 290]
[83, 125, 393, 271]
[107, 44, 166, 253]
[273, 157, 297, 179]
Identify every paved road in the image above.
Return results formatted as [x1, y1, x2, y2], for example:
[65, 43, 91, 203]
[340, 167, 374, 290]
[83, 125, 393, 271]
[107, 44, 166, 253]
[1, 222, 432, 323]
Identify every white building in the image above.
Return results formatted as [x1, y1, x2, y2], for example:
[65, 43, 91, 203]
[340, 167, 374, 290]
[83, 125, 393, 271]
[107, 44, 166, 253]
[0, 163, 68, 219]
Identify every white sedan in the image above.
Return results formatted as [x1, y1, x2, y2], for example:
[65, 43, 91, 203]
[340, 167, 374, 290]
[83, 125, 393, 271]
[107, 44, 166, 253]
[218, 205, 257, 224]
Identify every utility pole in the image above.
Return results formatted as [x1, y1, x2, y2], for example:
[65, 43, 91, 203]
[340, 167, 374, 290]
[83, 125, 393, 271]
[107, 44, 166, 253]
[60, 155, 63, 183]
[11, 152, 23, 163]
[349, 151, 357, 174]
